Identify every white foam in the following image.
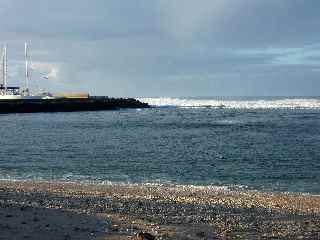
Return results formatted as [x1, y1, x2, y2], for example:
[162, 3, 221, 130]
[139, 97, 320, 109]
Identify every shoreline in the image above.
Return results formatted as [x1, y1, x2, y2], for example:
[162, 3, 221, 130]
[1, 180, 320, 239]
[2, 178, 320, 198]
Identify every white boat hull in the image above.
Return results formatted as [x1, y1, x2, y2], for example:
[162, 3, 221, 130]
[0, 95, 24, 100]
[0, 95, 54, 100]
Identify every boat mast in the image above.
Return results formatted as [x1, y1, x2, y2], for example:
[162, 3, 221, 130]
[3, 44, 7, 92]
[1, 46, 4, 90]
[25, 42, 29, 95]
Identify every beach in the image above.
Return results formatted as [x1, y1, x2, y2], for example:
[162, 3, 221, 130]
[1, 181, 320, 239]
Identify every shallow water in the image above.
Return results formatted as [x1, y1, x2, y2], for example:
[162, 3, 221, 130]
[0, 97, 319, 193]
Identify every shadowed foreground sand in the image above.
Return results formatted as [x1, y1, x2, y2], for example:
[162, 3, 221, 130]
[0, 181, 320, 239]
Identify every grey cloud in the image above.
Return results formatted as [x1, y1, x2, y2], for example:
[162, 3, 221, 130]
[0, 0, 319, 96]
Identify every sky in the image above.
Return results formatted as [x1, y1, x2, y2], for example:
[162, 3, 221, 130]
[0, 0, 319, 97]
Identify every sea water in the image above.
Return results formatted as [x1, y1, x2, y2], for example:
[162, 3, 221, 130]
[0, 97, 319, 194]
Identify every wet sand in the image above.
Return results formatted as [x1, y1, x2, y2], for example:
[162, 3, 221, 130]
[0, 181, 320, 239]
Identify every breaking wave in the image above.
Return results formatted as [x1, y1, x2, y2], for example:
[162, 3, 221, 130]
[139, 97, 320, 109]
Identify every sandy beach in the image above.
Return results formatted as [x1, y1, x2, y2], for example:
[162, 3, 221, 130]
[0, 181, 320, 239]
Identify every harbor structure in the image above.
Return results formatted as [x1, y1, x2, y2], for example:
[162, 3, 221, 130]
[0, 43, 53, 99]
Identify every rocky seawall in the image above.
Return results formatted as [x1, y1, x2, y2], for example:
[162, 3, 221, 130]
[0, 97, 149, 113]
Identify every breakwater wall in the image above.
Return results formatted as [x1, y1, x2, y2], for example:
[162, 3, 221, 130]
[0, 97, 149, 113]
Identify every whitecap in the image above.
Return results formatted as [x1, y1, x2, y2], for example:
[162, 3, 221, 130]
[138, 97, 320, 109]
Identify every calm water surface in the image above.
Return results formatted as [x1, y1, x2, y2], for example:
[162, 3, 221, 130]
[0, 97, 319, 193]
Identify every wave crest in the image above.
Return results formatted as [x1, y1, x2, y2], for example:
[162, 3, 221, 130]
[139, 97, 320, 109]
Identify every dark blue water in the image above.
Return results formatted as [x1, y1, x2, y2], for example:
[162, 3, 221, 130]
[0, 98, 320, 193]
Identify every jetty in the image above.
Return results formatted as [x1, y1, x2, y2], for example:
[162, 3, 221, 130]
[0, 43, 149, 113]
[0, 97, 149, 114]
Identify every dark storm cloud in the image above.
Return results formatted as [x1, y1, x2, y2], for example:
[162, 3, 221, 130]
[0, 0, 319, 96]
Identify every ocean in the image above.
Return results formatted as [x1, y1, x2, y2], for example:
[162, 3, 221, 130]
[0, 97, 319, 194]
